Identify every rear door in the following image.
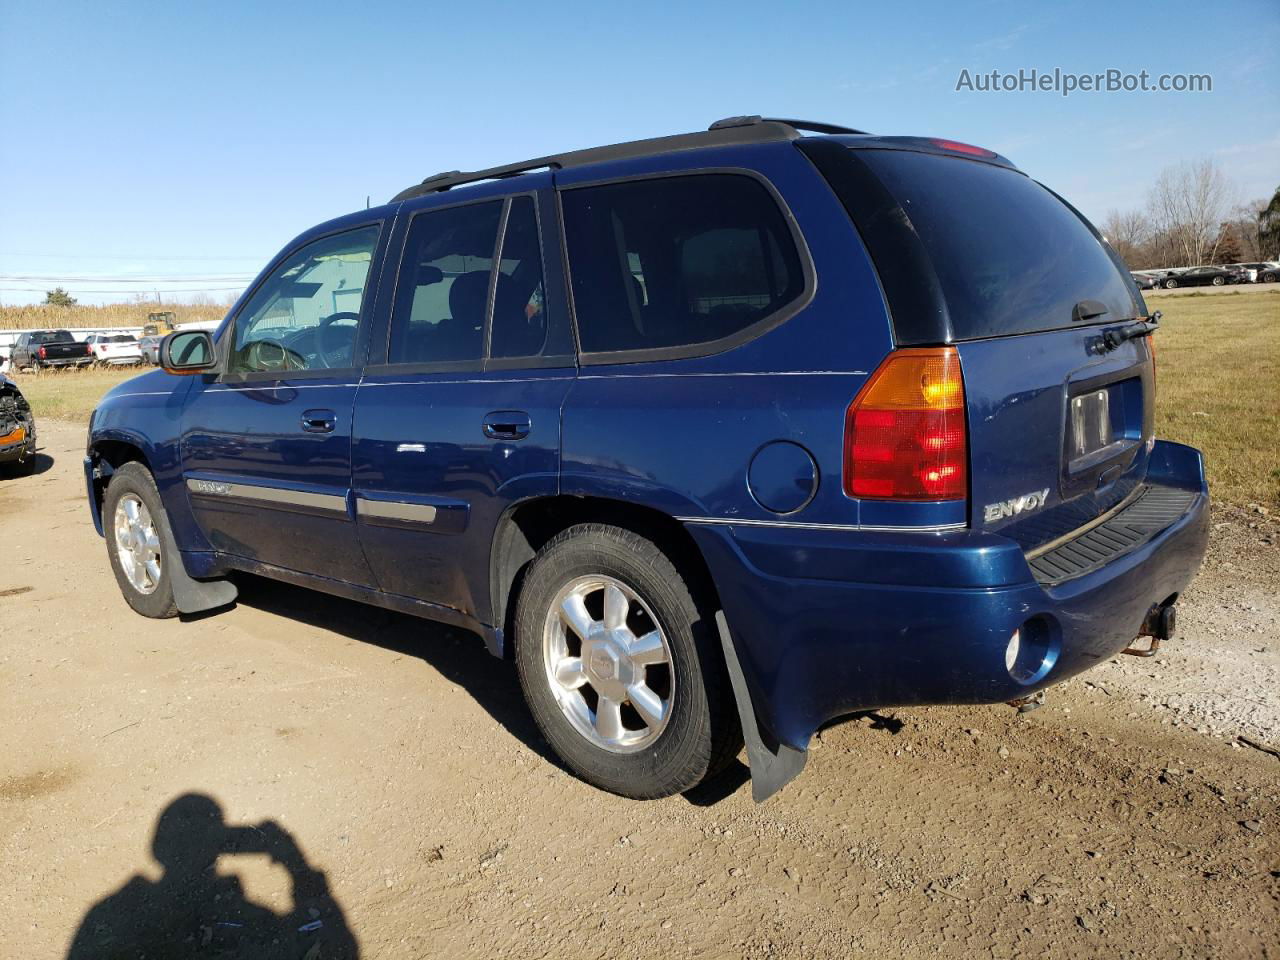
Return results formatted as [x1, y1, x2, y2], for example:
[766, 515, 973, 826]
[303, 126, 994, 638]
[351, 181, 575, 622]
[180, 220, 387, 584]
[817, 144, 1155, 551]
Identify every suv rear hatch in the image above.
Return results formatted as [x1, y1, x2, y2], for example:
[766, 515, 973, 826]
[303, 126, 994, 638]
[801, 138, 1157, 564]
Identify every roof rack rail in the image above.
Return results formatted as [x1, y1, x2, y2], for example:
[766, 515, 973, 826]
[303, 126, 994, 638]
[391, 116, 868, 201]
[392, 160, 563, 200]
[709, 115, 870, 135]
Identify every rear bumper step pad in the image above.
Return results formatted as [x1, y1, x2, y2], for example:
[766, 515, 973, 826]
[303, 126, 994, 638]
[1028, 485, 1198, 586]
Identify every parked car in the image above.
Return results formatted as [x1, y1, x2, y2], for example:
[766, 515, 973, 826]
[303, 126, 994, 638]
[0, 373, 37, 476]
[1160, 265, 1242, 288]
[1259, 264, 1280, 283]
[1130, 272, 1158, 290]
[1219, 264, 1256, 283]
[9, 330, 93, 370]
[139, 335, 164, 365]
[84, 117, 1209, 801]
[86, 334, 144, 366]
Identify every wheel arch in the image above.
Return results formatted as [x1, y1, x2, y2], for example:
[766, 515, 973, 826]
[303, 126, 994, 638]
[488, 495, 721, 659]
[88, 436, 154, 519]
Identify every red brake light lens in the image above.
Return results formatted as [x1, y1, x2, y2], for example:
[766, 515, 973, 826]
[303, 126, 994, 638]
[844, 347, 968, 501]
[930, 138, 997, 159]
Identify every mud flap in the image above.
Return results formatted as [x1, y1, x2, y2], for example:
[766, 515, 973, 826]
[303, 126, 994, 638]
[715, 611, 807, 803]
[154, 501, 238, 615]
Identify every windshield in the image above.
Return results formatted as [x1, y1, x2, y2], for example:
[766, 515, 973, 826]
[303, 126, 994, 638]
[857, 150, 1138, 340]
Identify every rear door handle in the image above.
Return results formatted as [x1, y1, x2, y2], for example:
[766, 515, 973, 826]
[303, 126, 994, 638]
[301, 409, 337, 433]
[483, 410, 531, 441]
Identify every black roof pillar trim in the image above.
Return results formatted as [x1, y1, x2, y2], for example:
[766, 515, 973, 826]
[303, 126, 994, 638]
[795, 138, 952, 346]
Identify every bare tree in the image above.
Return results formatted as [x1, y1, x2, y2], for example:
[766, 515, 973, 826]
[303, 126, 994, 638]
[1100, 208, 1151, 266]
[1146, 158, 1235, 267]
[1259, 187, 1280, 260]
[1222, 199, 1267, 262]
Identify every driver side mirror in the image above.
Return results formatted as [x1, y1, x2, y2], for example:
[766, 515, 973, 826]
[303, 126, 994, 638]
[160, 330, 217, 375]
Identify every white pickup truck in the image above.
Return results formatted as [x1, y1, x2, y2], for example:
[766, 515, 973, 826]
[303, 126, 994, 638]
[85, 334, 144, 366]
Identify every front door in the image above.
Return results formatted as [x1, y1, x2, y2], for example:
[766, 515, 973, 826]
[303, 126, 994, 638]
[181, 220, 388, 585]
[351, 185, 576, 622]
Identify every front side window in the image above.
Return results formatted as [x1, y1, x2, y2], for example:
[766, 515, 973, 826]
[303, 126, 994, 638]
[229, 225, 380, 374]
[561, 174, 806, 355]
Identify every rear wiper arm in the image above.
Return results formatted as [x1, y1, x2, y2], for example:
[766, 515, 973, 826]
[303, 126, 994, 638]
[1101, 311, 1160, 352]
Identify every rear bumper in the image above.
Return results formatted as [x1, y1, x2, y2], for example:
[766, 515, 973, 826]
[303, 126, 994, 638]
[689, 440, 1209, 751]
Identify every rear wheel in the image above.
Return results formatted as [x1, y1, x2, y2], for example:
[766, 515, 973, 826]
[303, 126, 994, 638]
[1212, 276, 1225, 286]
[514, 523, 741, 798]
[103, 462, 178, 619]
[1164, 278, 1178, 289]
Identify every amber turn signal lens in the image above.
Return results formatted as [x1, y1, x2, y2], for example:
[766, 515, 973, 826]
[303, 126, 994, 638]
[843, 347, 968, 501]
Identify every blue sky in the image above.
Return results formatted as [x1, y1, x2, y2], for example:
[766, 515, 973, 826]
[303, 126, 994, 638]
[1, 0, 1276, 305]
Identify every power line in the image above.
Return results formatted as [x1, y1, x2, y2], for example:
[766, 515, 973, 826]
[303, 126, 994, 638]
[0, 286, 245, 294]
[0, 274, 255, 283]
[0, 251, 268, 261]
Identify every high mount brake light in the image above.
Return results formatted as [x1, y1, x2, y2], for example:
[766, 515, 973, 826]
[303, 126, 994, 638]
[930, 138, 997, 159]
[844, 346, 968, 501]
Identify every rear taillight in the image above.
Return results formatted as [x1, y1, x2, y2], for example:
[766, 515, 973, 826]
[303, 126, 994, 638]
[844, 346, 968, 501]
[38, 346, 46, 359]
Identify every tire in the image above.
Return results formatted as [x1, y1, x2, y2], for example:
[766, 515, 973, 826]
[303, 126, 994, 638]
[103, 462, 179, 619]
[1164, 278, 1178, 289]
[1212, 276, 1224, 286]
[514, 523, 741, 799]
[1264, 273, 1276, 283]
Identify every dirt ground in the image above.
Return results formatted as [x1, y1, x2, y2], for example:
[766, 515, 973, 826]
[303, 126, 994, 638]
[2, 420, 1277, 960]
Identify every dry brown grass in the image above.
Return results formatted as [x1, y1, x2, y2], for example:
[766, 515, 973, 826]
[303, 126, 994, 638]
[8, 291, 1277, 506]
[1152, 287, 1280, 507]
[11, 365, 149, 422]
[0, 302, 227, 331]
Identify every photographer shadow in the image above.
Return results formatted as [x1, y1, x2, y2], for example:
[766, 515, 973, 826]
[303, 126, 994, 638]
[67, 793, 357, 959]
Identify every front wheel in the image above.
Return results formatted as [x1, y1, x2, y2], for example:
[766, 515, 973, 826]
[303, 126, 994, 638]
[103, 462, 178, 618]
[514, 524, 741, 799]
[1164, 278, 1178, 289]
[1212, 276, 1225, 286]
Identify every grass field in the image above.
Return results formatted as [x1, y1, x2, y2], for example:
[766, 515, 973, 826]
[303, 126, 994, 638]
[6, 290, 1278, 506]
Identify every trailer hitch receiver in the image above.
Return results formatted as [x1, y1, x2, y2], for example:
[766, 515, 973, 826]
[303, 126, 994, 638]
[1122, 603, 1176, 658]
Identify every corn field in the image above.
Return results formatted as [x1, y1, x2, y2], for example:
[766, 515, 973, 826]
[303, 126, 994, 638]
[0, 302, 228, 331]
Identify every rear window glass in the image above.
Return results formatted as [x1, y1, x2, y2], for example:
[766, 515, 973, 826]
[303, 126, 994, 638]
[562, 174, 806, 355]
[857, 150, 1136, 339]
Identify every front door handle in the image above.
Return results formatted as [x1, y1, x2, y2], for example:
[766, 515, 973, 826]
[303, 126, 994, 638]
[301, 409, 337, 434]
[483, 410, 531, 441]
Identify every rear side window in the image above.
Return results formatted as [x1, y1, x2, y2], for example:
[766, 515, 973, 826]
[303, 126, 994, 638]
[856, 150, 1136, 339]
[489, 196, 548, 360]
[388, 202, 503, 365]
[562, 174, 806, 356]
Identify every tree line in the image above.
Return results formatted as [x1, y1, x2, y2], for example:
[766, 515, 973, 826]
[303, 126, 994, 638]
[1102, 159, 1279, 270]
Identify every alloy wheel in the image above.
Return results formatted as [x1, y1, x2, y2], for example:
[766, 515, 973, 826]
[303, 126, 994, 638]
[541, 575, 675, 753]
[114, 494, 161, 595]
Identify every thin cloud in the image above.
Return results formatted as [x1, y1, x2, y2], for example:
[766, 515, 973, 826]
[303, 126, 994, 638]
[973, 23, 1031, 52]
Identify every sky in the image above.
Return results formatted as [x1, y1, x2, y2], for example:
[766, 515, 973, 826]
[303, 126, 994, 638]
[1, 0, 1276, 305]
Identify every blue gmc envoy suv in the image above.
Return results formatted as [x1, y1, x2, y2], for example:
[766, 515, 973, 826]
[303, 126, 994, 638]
[86, 117, 1209, 801]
